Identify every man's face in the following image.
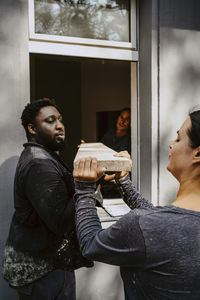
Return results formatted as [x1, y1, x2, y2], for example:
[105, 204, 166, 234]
[32, 106, 65, 151]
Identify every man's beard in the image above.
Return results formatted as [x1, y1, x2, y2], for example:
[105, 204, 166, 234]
[35, 131, 66, 151]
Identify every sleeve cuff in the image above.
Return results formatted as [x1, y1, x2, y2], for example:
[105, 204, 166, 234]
[115, 173, 130, 185]
[74, 180, 97, 192]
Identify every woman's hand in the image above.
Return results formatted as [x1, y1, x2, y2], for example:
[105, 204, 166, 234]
[101, 151, 131, 182]
[73, 157, 105, 182]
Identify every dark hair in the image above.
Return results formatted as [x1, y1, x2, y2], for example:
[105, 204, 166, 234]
[188, 110, 200, 148]
[21, 98, 58, 140]
[120, 107, 131, 114]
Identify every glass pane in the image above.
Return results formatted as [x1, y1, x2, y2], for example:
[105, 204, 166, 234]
[34, 0, 130, 42]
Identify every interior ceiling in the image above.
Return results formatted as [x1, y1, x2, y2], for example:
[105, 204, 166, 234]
[30, 53, 129, 65]
[31, 53, 103, 63]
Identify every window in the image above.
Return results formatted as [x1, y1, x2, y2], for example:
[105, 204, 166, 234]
[29, 0, 137, 60]
[35, 0, 130, 42]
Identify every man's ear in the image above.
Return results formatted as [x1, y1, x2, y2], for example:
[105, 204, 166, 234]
[27, 123, 36, 135]
[192, 146, 200, 164]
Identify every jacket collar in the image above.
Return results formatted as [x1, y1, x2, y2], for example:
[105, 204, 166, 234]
[23, 142, 59, 159]
[23, 142, 70, 171]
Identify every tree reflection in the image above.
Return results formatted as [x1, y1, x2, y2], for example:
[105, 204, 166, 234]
[35, 0, 130, 41]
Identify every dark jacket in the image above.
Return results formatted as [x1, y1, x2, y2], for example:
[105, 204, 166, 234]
[2, 143, 76, 286]
[101, 127, 131, 154]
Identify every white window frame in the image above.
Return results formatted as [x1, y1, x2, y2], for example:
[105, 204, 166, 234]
[28, 0, 138, 61]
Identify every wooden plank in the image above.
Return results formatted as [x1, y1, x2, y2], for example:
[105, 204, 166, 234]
[74, 142, 132, 171]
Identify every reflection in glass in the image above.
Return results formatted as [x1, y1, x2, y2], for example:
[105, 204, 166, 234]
[35, 0, 130, 42]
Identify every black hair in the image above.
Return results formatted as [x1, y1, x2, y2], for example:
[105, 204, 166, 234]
[21, 98, 58, 140]
[188, 109, 200, 148]
[120, 107, 131, 114]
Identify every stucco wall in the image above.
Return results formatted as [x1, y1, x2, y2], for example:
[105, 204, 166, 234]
[138, 0, 153, 199]
[0, 0, 30, 299]
[139, 0, 200, 205]
[158, 0, 200, 205]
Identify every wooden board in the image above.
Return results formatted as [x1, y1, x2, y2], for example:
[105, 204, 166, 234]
[74, 142, 132, 172]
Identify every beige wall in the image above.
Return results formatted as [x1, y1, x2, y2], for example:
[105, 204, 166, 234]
[81, 60, 131, 142]
[140, 0, 200, 205]
[158, 1, 200, 205]
[159, 27, 200, 205]
[0, 1, 30, 299]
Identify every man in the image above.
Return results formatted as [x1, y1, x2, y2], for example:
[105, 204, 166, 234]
[2, 99, 91, 300]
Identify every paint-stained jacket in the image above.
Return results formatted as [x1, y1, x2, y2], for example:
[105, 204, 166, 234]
[2, 142, 75, 286]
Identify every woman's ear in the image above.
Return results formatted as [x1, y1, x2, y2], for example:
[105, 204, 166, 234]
[192, 146, 200, 164]
[27, 123, 36, 135]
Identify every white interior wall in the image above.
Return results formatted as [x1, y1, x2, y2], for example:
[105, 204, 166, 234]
[81, 60, 131, 142]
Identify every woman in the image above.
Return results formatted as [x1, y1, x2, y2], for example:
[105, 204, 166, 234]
[101, 107, 131, 154]
[73, 108, 200, 299]
[100, 107, 131, 198]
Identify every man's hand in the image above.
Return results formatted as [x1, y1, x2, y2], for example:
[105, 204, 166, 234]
[73, 157, 105, 182]
[77, 139, 85, 148]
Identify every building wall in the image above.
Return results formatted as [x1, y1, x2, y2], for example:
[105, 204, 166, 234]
[138, 0, 153, 199]
[158, 0, 200, 205]
[0, 0, 30, 299]
[139, 0, 200, 205]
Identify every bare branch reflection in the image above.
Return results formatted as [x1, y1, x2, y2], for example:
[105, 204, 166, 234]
[35, 0, 129, 41]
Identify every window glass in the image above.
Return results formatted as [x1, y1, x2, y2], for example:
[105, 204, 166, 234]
[35, 0, 130, 42]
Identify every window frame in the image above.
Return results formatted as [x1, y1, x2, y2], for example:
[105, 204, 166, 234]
[28, 0, 138, 61]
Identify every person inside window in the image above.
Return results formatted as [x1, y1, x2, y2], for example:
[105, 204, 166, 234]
[100, 107, 131, 198]
[101, 107, 131, 154]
